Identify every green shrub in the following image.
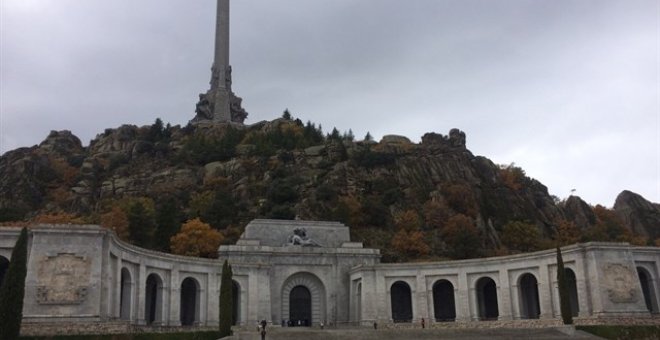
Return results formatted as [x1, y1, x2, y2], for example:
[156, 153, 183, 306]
[20, 331, 222, 340]
[577, 325, 660, 340]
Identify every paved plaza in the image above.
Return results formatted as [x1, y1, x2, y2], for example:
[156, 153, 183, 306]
[227, 327, 602, 340]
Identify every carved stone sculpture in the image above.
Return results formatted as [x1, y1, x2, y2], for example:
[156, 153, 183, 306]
[286, 228, 321, 247]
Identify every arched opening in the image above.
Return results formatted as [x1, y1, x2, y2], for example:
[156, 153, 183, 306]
[519, 273, 540, 319]
[145, 274, 163, 325]
[433, 280, 456, 322]
[289, 285, 311, 326]
[390, 281, 413, 323]
[180, 277, 200, 326]
[281, 272, 326, 327]
[565, 268, 579, 317]
[232, 280, 240, 325]
[476, 277, 498, 320]
[119, 268, 132, 320]
[637, 267, 658, 313]
[0, 256, 9, 288]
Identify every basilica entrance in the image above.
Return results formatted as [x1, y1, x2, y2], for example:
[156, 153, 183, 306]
[281, 272, 326, 327]
[289, 285, 312, 326]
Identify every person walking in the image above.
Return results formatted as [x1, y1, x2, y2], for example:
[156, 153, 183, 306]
[421, 317, 425, 329]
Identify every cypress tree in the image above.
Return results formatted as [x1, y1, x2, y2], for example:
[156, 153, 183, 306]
[0, 227, 29, 340]
[219, 260, 234, 337]
[556, 246, 573, 325]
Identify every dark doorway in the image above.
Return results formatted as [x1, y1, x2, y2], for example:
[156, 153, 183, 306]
[565, 268, 580, 317]
[119, 268, 131, 320]
[433, 280, 456, 322]
[390, 281, 413, 323]
[476, 277, 498, 320]
[289, 285, 311, 326]
[637, 267, 658, 313]
[232, 280, 240, 325]
[180, 278, 199, 326]
[0, 256, 8, 288]
[519, 274, 540, 319]
[145, 274, 162, 325]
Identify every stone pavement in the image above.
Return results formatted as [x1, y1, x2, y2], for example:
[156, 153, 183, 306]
[226, 326, 603, 340]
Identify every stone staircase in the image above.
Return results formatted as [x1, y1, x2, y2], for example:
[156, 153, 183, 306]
[226, 326, 603, 340]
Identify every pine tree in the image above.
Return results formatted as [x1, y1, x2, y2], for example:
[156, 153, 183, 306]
[0, 227, 29, 340]
[556, 247, 573, 325]
[128, 201, 155, 249]
[219, 260, 234, 337]
[154, 198, 181, 252]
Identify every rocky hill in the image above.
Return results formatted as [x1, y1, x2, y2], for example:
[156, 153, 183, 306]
[0, 117, 657, 261]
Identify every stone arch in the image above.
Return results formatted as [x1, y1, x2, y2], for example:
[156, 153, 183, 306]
[145, 273, 164, 325]
[432, 279, 456, 322]
[281, 272, 326, 326]
[0, 256, 9, 288]
[119, 267, 132, 320]
[232, 280, 240, 325]
[564, 268, 579, 317]
[390, 281, 413, 323]
[180, 277, 201, 326]
[637, 266, 658, 313]
[476, 277, 498, 320]
[518, 273, 540, 319]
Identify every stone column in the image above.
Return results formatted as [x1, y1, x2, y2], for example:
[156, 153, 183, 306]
[455, 271, 470, 321]
[498, 270, 513, 320]
[415, 273, 428, 322]
[538, 264, 553, 319]
[169, 270, 180, 326]
[137, 263, 146, 325]
[207, 271, 219, 325]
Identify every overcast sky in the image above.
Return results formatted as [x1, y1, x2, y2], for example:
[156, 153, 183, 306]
[1, 0, 658, 206]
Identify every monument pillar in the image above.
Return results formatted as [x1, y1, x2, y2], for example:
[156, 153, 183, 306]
[211, 0, 231, 122]
[191, 0, 248, 125]
[213, 0, 230, 86]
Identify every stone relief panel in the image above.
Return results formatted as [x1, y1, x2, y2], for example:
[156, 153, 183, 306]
[36, 253, 91, 305]
[603, 263, 638, 304]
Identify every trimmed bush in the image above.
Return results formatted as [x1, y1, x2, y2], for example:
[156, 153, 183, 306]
[556, 247, 573, 325]
[218, 260, 233, 337]
[0, 227, 29, 340]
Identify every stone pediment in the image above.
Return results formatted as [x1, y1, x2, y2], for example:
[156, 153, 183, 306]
[237, 219, 351, 248]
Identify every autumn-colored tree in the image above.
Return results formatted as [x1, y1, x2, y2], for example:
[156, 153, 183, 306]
[442, 183, 478, 217]
[32, 211, 84, 224]
[394, 209, 422, 232]
[441, 214, 481, 259]
[101, 206, 130, 241]
[554, 219, 580, 246]
[391, 229, 431, 261]
[500, 221, 541, 253]
[170, 218, 223, 258]
[423, 200, 451, 230]
[48, 156, 79, 185]
[333, 196, 363, 227]
[585, 205, 630, 242]
[499, 163, 526, 191]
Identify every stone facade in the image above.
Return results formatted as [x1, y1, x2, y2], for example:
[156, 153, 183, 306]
[0, 220, 658, 336]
